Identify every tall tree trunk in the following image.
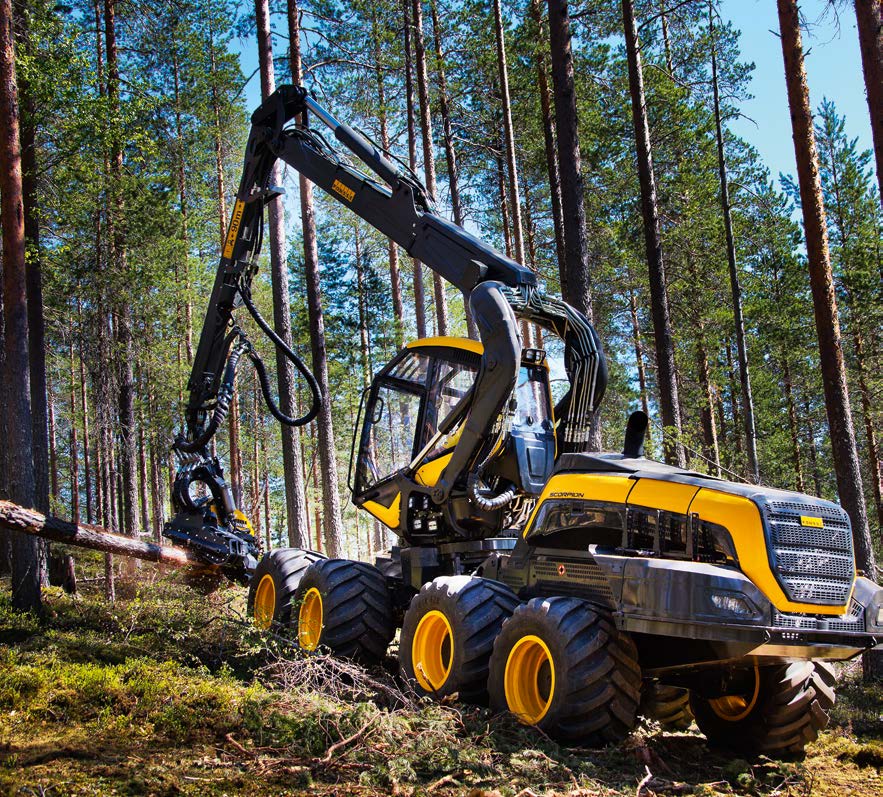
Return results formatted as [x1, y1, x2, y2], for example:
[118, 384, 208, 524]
[428, 0, 477, 339]
[137, 410, 150, 534]
[13, 0, 49, 519]
[369, 6, 406, 346]
[854, 0, 883, 205]
[804, 397, 823, 497]
[104, 0, 138, 551]
[206, 18, 243, 505]
[820, 107, 883, 532]
[355, 224, 371, 389]
[781, 357, 805, 493]
[547, 0, 593, 321]
[853, 330, 883, 529]
[47, 380, 58, 502]
[69, 331, 80, 523]
[171, 45, 193, 365]
[77, 302, 93, 524]
[659, 0, 674, 75]
[403, 0, 427, 338]
[493, 0, 525, 268]
[285, 0, 343, 555]
[778, 0, 878, 678]
[0, 0, 40, 609]
[253, 0, 310, 548]
[529, 0, 566, 287]
[621, 0, 684, 466]
[710, 5, 759, 481]
[411, 0, 448, 335]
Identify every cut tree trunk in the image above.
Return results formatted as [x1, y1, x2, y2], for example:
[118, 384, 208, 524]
[0, 500, 216, 570]
[622, 0, 684, 467]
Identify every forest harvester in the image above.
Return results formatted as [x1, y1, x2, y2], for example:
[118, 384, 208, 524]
[164, 85, 883, 757]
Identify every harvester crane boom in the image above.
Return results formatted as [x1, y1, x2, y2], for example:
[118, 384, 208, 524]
[167, 86, 607, 575]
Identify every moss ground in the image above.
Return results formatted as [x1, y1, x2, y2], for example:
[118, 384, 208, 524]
[0, 557, 881, 796]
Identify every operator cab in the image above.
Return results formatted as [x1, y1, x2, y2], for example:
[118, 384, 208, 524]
[350, 337, 556, 542]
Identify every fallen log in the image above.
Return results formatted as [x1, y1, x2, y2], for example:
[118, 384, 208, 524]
[0, 500, 216, 571]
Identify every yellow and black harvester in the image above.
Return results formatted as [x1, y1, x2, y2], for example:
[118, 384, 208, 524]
[164, 87, 882, 757]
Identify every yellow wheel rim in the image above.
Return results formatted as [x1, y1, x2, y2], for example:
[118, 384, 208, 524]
[298, 587, 324, 651]
[253, 574, 276, 630]
[411, 610, 454, 692]
[709, 666, 761, 722]
[504, 635, 555, 725]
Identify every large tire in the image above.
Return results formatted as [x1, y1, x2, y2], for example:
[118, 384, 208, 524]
[247, 548, 326, 629]
[488, 597, 641, 746]
[294, 559, 395, 664]
[400, 576, 518, 704]
[641, 683, 693, 730]
[690, 661, 836, 758]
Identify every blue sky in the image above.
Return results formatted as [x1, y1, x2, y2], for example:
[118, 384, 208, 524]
[235, 1, 875, 197]
[721, 0, 873, 182]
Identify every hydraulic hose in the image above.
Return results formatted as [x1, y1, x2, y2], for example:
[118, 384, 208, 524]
[176, 331, 242, 453]
[239, 285, 321, 427]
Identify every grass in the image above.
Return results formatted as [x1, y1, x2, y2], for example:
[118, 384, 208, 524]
[0, 556, 881, 796]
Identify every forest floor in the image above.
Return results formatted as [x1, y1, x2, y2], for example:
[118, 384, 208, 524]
[0, 552, 882, 797]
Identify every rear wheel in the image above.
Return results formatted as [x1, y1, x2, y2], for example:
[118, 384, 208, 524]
[690, 661, 836, 758]
[641, 683, 693, 730]
[400, 576, 518, 704]
[294, 559, 395, 663]
[488, 597, 641, 746]
[247, 548, 326, 630]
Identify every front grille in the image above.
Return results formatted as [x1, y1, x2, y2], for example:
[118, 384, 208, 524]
[764, 500, 854, 606]
[773, 597, 865, 633]
[533, 559, 614, 605]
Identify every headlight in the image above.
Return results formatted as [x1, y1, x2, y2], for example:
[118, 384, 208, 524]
[876, 605, 883, 627]
[710, 593, 753, 617]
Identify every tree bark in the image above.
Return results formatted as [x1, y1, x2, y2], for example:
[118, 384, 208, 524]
[781, 356, 805, 493]
[254, 0, 310, 549]
[47, 380, 58, 502]
[369, 5, 406, 346]
[285, 0, 343, 555]
[0, 0, 40, 610]
[411, 0, 448, 335]
[777, 2, 877, 677]
[13, 0, 49, 518]
[621, 0, 684, 466]
[854, 0, 883, 205]
[530, 0, 566, 287]
[104, 0, 138, 559]
[547, 0, 593, 322]
[77, 302, 93, 524]
[428, 0, 477, 339]
[0, 500, 213, 569]
[69, 332, 80, 524]
[710, 5, 759, 482]
[403, 0, 427, 338]
[494, 0, 525, 269]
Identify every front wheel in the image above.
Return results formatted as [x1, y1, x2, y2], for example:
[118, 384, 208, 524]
[488, 597, 641, 746]
[247, 548, 326, 630]
[293, 559, 395, 664]
[399, 576, 518, 704]
[690, 661, 836, 758]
